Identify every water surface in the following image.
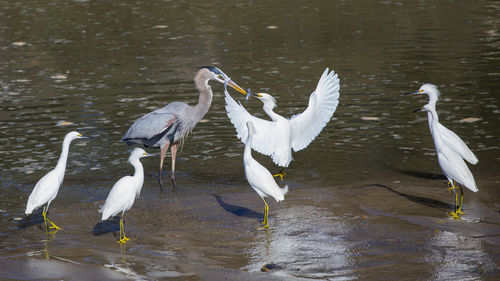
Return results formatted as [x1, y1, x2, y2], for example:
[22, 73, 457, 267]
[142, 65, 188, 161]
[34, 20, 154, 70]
[1, 0, 499, 280]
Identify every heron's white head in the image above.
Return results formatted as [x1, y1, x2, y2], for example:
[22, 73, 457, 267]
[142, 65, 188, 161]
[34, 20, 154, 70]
[65, 131, 87, 141]
[414, 83, 441, 101]
[198, 66, 247, 95]
[246, 121, 256, 136]
[255, 93, 277, 109]
[413, 104, 433, 113]
[130, 147, 150, 159]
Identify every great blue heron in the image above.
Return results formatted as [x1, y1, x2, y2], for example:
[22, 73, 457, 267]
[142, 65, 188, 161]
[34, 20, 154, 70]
[100, 148, 150, 244]
[25, 131, 87, 233]
[243, 121, 288, 228]
[122, 66, 247, 190]
[414, 104, 478, 219]
[410, 84, 478, 165]
[224, 67, 340, 180]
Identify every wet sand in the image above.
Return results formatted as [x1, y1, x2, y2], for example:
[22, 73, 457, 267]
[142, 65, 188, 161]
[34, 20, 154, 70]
[1, 173, 499, 280]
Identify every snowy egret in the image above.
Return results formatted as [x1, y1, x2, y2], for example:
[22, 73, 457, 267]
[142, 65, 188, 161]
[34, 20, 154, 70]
[122, 66, 247, 191]
[225, 67, 340, 180]
[25, 131, 87, 232]
[244, 121, 288, 228]
[411, 84, 478, 165]
[414, 104, 478, 218]
[100, 148, 151, 244]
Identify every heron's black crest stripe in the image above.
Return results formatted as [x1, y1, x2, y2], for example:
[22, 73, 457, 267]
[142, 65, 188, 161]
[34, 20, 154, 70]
[199, 66, 222, 75]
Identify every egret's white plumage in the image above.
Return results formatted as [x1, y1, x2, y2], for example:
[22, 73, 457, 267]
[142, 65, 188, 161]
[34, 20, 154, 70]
[417, 104, 477, 218]
[25, 131, 86, 232]
[100, 147, 150, 243]
[244, 121, 288, 228]
[413, 84, 478, 165]
[225, 68, 340, 169]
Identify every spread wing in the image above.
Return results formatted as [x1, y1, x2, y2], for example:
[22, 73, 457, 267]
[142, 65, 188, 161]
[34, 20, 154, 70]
[438, 123, 478, 165]
[289, 68, 340, 152]
[224, 89, 278, 157]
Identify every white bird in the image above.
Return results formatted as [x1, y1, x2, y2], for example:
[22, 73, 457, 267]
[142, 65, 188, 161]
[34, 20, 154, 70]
[412, 84, 478, 165]
[101, 148, 150, 244]
[244, 121, 288, 228]
[225, 67, 340, 179]
[25, 131, 87, 232]
[415, 104, 478, 219]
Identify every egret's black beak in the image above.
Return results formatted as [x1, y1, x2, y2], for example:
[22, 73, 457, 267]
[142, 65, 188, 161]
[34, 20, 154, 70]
[413, 108, 423, 113]
[408, 91, 419, 96]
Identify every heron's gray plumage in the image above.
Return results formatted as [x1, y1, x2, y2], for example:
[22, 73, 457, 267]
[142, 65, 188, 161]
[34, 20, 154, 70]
[121, 67, 247, 190]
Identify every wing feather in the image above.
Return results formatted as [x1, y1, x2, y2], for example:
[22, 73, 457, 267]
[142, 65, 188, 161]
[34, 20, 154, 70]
[122, 103, 187, 143]
[290, 68, 340, 151]
[438, 123, 478, 165]
[224, 89, 278, 158]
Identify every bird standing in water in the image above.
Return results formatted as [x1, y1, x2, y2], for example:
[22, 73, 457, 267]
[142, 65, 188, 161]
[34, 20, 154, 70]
[100, 148, 150, 244]
[25, 131, 87, 233]
[122, 67, 247, 190]
[225, 67, 340, 180]
[411, 84, 478, 165]
[414, 104, 478, 218]
[243, 121, 288, 228]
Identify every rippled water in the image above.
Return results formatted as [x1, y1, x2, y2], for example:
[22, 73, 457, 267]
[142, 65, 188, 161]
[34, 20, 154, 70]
[1, 0, 499, 280]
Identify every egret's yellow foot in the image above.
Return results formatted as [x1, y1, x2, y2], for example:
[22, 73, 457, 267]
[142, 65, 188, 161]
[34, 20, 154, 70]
[272, 169, 286, 181]
[117, 238, 128, 244]
[448, 211, 461, 220]
[456, 209, 466, 215]
[47, 219, 62, 231]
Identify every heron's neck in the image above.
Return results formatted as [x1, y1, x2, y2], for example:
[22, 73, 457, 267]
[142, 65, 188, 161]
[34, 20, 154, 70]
[130, 157, 144, 179]
[263, 104, 280, 121]
[193, 78, 214, 121]
[55, 137, 72, 172]
[428, 108, 444, 149]
[244, 135, 253, 160]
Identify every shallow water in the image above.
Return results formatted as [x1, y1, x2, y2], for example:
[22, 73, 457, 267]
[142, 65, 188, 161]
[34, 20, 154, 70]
[1, 0, 499, 280]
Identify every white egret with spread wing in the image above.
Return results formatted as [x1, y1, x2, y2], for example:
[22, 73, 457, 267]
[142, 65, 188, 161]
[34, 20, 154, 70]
[122, 66, 247, 190]
[225, 67, 340, 179]
[414, 104, 478, 218]
[100, 148, 150, 244]
[25, 131, 87, 232]
[244, 121, 288, 228]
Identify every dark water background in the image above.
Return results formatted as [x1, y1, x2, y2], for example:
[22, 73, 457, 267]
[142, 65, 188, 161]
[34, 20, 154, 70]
[0, 0, 499, 280]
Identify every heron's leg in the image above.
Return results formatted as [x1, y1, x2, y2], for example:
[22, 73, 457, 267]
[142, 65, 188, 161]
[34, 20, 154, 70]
[158, 142, 170, 192]
[457, 186, 466, 215]
[42, 204, 61, 232]
[260, 197, 269, 228]
[272, 168, 286, 181]
[170, 143, 178, 190]
[447, 180, 459, 192]
[448, 181, 460, 219]
[117, 217, 129, 244]
[42, 206, 49, 233]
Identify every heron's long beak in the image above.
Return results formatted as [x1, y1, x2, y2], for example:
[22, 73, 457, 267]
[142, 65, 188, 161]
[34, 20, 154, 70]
[227, 80, 247, 95]
[78, 134, 89, 139]
[251, 92, 263, 98]
[413, 108, 423, 113]
[408, 90, 423, 95]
